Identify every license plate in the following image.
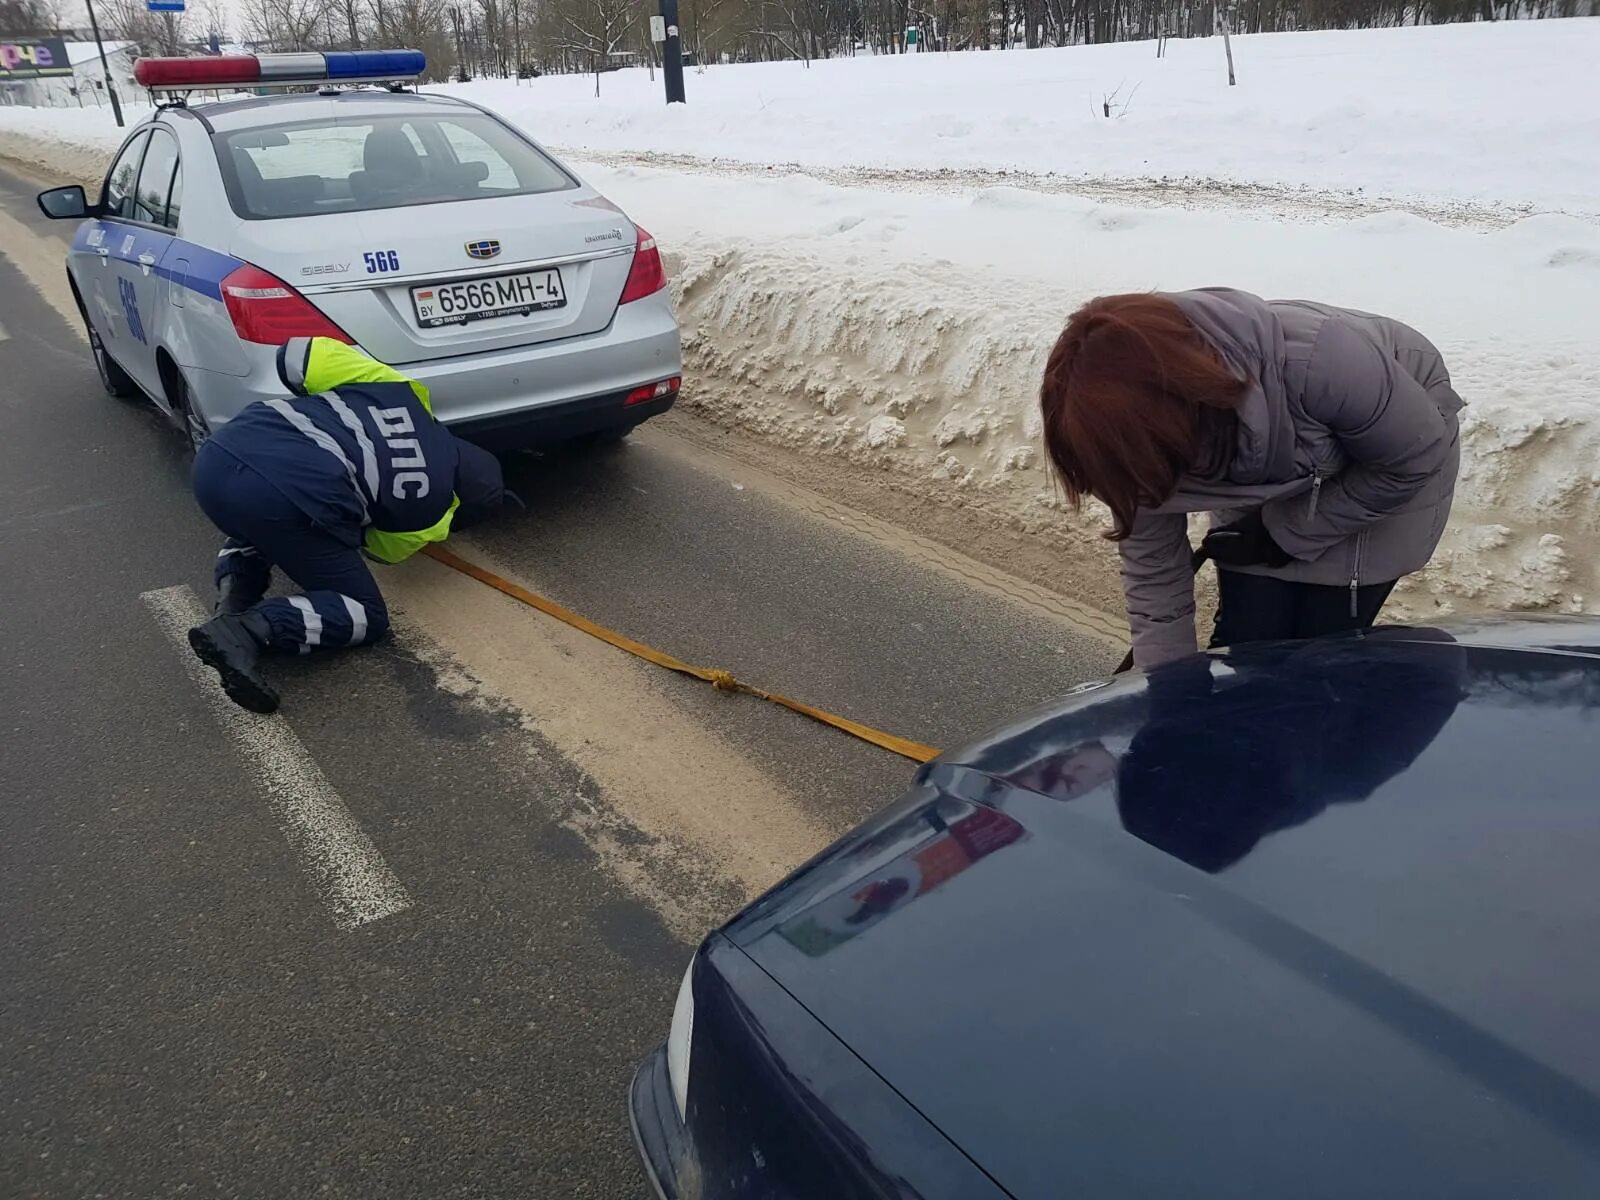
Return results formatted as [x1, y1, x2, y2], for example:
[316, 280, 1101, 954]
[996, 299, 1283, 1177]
[411, 269, 566, 328]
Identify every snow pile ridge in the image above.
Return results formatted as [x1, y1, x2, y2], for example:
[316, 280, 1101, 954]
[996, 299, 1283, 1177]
[647, 165, 1600, 624]
[0, 116, 122, 191]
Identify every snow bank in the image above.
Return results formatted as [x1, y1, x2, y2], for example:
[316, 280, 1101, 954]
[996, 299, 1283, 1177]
[431, 19, 1600, 213]
[0, 108, 128, 190]
[580, 162, 1600, 623]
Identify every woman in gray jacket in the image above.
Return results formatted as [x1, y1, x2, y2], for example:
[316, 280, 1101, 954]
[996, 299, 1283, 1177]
[1040, 288, 1463, 670]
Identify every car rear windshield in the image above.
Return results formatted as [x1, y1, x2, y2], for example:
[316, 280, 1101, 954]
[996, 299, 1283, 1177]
[215, 112, 575, 219]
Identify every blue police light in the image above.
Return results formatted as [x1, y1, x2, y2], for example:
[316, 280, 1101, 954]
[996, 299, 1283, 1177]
[325, 50, 427, 79]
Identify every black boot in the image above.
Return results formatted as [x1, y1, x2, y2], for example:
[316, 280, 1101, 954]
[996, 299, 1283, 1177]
[187, 610, 279, 714]
[213, 574, 259, 616]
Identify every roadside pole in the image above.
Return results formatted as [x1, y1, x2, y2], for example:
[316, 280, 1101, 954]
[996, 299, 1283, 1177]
[1216, 5, 1237, 85]
[84, 0, 124, 127]
[656, 0, 685, 104]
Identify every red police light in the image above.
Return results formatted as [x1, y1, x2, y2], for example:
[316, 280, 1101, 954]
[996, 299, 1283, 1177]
[134, 55, 261, 89]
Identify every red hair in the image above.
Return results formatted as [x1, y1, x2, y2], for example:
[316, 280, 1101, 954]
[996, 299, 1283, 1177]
[1040, 294, 1248, 540]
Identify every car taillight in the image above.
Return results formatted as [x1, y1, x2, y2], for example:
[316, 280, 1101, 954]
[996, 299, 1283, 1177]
[221, 264, 352, 345]
[619, 226, 668, 304]
[626, 377, 681, 406]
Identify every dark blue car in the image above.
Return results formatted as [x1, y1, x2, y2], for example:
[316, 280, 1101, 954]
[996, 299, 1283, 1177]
[630, 619, 1600, 1199]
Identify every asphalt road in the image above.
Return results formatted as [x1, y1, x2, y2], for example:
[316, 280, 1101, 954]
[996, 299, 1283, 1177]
[0, 161, 1116, 1198]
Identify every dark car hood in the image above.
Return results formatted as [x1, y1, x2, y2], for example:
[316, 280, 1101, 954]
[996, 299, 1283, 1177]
[728, 621, 1600, 1198]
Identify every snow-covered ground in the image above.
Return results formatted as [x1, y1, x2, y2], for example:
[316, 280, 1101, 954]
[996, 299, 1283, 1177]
[431, 19, 1600, 213]
[1, 20, 1597, 625]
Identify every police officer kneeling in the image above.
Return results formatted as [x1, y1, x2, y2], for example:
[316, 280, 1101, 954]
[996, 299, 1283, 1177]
[188, 336, 505, 713]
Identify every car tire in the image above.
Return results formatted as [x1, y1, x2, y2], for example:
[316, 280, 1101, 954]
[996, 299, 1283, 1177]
[168, 367, 210, 451]
[74, 284, 139, 401]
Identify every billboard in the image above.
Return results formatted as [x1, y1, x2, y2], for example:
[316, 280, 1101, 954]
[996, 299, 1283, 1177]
[0, 37, 72, 79]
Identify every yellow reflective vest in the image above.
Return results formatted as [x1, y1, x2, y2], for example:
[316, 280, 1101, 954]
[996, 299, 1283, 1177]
[276, 336, 459, 565]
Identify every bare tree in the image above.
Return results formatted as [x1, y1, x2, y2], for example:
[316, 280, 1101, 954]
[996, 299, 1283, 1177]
[238, 0, 325, 49]
[382, 0, 454, 77]
[102, 0, 189, 53]
[473, 0, 499, 73]
[555, 0, 638, 94]
[370, 0, 1600, 76]
[758, 0, 810, 60]
[761, 0, 833, 63]
[333, 0, 369, 47]
[507, 0, 522, 77]
[681, 0, 732, 62]
[196, 0, 231, 43]
[0, 0, 63, 35]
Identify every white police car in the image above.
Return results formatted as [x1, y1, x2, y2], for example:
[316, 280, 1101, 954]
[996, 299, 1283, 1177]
[36, 50, 683, 448]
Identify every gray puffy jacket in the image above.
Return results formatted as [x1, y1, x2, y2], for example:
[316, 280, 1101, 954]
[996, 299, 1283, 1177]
[1122, 288, 1465, 669]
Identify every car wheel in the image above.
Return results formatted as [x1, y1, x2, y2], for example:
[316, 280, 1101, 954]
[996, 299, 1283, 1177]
[74, 288, 139, 401]
[168, 369, 210, 451]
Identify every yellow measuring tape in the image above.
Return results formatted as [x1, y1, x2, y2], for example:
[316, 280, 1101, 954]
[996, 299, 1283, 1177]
[423, 544, 942, 764]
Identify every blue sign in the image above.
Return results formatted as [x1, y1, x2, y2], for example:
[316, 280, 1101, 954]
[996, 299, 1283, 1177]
[146, 0, 185, 11]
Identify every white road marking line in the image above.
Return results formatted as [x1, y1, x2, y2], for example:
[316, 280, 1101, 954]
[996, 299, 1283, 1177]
[141, 584, 413, 931]
[0, 317, 9, 342]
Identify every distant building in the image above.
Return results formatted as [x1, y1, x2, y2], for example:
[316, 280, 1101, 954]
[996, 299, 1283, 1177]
[0, 40, 137, 110]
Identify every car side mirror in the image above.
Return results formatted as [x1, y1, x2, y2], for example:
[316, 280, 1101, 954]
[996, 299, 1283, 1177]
[37, 185, 94, 220]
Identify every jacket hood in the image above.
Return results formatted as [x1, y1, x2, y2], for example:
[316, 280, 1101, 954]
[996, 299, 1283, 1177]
[276, 336, 432, 410]
[1168, 288, 1295, 486]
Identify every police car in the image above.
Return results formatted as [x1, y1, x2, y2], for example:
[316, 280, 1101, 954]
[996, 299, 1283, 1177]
[35, 50, 683, 448]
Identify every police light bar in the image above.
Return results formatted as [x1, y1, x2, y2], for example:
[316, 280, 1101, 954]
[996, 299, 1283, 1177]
[133, 50, 426, 92]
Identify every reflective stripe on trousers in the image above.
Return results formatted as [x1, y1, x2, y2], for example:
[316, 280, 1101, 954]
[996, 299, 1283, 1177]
[259, 591, 382, 654]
